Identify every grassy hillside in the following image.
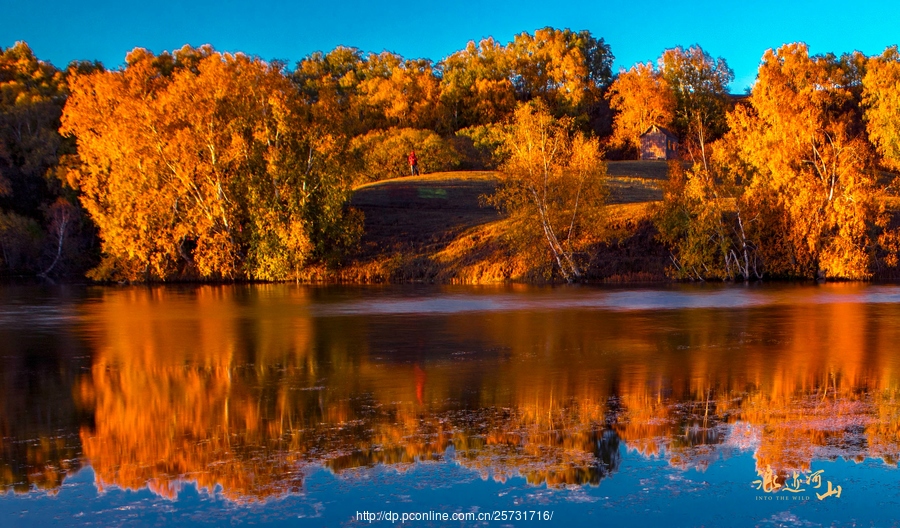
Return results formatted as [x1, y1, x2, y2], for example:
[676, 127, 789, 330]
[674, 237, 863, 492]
[300, 161, 900, 283]
[321, 162, 669, 283]
[350, 171, 499, 259]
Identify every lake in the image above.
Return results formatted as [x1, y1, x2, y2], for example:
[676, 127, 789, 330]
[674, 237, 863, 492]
[1, 283, 899, 526]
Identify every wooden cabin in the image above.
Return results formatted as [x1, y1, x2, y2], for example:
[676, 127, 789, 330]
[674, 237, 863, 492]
[640, 125, 678, 160]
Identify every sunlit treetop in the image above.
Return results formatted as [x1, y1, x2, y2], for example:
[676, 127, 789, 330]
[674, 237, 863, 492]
[0, 41, 66, 106]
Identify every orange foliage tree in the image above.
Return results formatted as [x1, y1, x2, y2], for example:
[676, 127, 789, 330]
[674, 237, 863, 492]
[491, 100, 607, 282]
[508, 28, 613, 121]
[656, 44, 888, 280]
[292, 46, 368, 136]
[350, 128, 459, 183]
[439, 37, 518, 130]
[61, 46, 359, 281]
[356, 52, 446, 131]
[863, 46, 900, 171]
[659, 45, 733, 163]
[725, 43, 881, 279]
[654, 154, 759, 280]
[607, 62, 675, 156]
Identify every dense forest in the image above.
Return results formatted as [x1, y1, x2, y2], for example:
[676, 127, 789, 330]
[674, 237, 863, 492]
[2, 29, 900, 282]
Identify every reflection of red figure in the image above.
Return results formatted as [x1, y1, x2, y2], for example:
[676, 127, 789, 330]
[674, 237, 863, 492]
[414, 364, 426, 405]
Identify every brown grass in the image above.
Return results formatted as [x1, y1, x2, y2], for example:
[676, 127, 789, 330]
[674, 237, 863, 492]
[349, 171, 500, 260]
[606, 160, 669, 180]
[331, 164, 669, 284]
[606, 161, 667, 204]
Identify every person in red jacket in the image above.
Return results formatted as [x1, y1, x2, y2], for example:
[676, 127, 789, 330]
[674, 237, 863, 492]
[408, 150, 419, 176]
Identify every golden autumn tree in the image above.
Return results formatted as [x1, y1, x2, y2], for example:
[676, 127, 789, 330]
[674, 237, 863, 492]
[659, 45, 733, 163]
[607, 62, 675, 156]
[439, 37, 517, 130]
[725, 43, 880, 279]
[292, 46, 367, 136]
[507, 28, 613, 119]
[654, 145, 761, 281]
[863, 46, 900, 171]
[356, 52, 446, 131]
[490, 100, 607, 282]
[349, 128, 459, 183]
[655, 160, 727, 281]
[61, 46, 358, 281]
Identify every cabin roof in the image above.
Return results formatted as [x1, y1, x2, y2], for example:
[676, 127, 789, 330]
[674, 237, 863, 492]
[640, 125, 678, 139]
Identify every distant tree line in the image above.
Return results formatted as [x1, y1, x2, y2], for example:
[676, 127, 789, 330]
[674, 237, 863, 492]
[3, 31, 900, 281]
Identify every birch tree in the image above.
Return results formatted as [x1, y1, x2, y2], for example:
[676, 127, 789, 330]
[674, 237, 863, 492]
[491, 100, 607, 281]
[726, 43, 880, 279]
[659, 45, 733, 165]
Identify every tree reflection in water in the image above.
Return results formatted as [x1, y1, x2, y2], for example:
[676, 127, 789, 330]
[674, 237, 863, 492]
[0, 284, 899, 502]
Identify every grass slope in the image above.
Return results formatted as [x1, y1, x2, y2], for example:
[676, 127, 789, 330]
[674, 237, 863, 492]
[322, 162, 900, 283]
[351, 171, 499, 258]
[335, 162, 669, 283]
[606, 160, 667, 203]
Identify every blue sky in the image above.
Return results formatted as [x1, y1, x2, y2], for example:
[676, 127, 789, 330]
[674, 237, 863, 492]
[2, 0, 899, 91]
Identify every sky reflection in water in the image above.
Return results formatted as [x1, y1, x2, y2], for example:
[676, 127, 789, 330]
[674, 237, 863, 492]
[1, 283, 899, 526]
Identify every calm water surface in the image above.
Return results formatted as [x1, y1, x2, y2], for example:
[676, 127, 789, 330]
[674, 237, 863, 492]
[1, 283, 899, 526]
